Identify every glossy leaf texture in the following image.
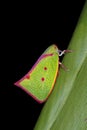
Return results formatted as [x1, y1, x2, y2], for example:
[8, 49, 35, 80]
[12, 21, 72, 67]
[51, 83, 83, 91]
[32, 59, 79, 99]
[34, 1, 87, 130]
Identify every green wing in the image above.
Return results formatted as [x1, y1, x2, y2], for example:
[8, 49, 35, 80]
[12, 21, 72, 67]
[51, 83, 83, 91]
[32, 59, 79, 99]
[19, 53, 58, 103]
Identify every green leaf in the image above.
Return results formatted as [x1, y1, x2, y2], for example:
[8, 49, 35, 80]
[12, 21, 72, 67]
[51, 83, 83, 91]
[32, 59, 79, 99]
[34, 1, 87, 130]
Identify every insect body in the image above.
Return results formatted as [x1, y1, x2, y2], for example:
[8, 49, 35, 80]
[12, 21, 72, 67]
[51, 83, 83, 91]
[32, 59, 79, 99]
[14, 44, 71, 103]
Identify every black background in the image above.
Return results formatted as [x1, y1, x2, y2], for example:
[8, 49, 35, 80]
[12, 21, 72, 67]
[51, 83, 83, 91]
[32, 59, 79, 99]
[1, 1, 85, 129]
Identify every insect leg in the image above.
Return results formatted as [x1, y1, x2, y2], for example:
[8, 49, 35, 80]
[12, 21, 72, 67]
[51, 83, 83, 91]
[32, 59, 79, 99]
[59, 62, 69, 71]
[58, 49, 72, 56]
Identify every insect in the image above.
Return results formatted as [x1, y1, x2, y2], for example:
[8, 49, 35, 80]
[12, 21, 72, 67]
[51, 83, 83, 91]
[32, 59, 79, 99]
[14, 44, 71, 103]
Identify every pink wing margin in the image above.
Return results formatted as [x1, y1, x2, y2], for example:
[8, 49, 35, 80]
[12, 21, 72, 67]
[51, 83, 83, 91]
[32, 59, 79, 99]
[14, 53, 57, 103]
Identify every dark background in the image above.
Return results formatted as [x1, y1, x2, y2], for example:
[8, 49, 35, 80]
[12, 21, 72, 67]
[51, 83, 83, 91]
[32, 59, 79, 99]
[1, 1, 85, 129]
